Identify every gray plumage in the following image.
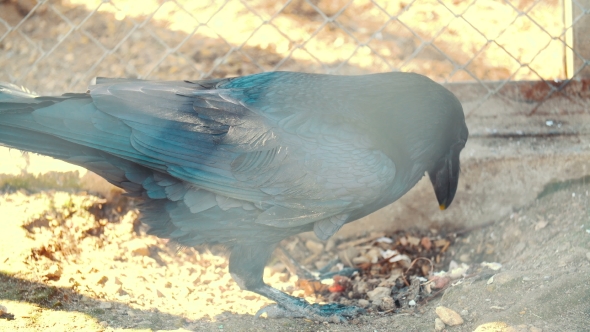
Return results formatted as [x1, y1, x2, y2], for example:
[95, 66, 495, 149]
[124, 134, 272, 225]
[0, 72, 468, 321]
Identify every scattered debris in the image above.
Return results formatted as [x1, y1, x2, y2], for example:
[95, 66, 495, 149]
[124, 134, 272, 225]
[0, 305, 15, 320]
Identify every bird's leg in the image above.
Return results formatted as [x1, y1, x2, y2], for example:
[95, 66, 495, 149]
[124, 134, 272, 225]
[229, 243, 364, 322]
[274, 246, 316, 280]
[275, 246, 359, 281]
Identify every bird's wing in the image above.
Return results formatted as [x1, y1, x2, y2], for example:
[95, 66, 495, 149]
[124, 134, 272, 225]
[28, 73, 396, 237]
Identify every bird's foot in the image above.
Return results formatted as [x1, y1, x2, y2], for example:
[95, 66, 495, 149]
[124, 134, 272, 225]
[255, 299, 364, 323]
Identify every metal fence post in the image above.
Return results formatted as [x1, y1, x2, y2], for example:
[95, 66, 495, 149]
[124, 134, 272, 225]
[572, 0, 590, 78]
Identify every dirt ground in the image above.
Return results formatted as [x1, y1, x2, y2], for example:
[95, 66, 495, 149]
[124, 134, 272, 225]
[0, 168, 588, 332]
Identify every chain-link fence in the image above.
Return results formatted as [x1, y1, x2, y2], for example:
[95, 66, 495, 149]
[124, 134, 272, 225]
[0, 0, 589, 116]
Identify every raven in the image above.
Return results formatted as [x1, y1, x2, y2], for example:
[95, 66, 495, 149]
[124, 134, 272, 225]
[0, 72, 468, 321]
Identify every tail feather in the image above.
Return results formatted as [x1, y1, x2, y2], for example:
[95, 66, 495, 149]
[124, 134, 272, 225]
[0, 83, 149, 196]
[0, 83, 36, 101]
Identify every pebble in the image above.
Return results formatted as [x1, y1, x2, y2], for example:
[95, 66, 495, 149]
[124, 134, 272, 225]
[435, 306, 464, 326]
[434, 318, 445, 331]
[338, 247, 359, 267]
[379, 297, 395, 310]
[473, 321, 508, 331]
[366, 287, 391, 301]
[494, 271, 518, 285]
[354, 281, 369, 294]
[358, 299, 370, 308]
[460, 253, 471, 262]
[305, 240, 324, 254]
[99, 302, 113, 309]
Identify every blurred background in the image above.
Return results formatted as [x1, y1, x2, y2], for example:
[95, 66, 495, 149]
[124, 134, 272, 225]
[0, 0, 589, 331]
[1, 0, 588, 101]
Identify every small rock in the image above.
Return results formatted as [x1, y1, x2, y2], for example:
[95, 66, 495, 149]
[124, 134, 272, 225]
[421, 237, 432, 250]
[448, 262, 470, 279]
[366, 248, 381, 263]
[481, 262, 502, 271]
[494, 271, 518, 285]
[366, 287, 391, 302]
[435, 306, 464, 326]
[338, 247, 359, 267]
[357, 299, 370, 308]
[354, 281, 369, 294]
[460, 309, 469, 316]
[0, 304, 7, 315]
[397, 236, 407, 246]
[379, 297, 395, 310]
[534, 220, 548, 230]
[378, 271, 402, 288]
[305, 240, 324, 254]
[487, 275, 495, 285]
[473, 322, 510, 332]
[460, 253, 471, 262]
[408, 300, 416, 306]
[434, 318, 445, 331]
[429, 275, 451, 289]
[99, 321, 108, 327]
[406, 236, 420, 246]
[99, 302, 112, 309]
[586, 252, 590, 262]
[375, 237, 393, 244]
[473, 322, 509, 331]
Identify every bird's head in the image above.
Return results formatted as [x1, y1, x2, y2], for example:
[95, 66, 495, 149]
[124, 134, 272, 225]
[352, 72, 468, 210]
[423, 86, 468, 211]
[427, 134, 467, 210]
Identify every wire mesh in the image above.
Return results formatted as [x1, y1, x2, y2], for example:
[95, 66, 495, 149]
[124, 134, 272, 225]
[0, 0, 588, 116]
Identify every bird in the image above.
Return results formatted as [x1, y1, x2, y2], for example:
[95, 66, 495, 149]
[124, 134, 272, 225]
[0, 71, 468, 321]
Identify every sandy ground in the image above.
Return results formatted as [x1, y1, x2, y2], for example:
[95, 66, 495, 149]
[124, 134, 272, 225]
[0, 167, 588, 331]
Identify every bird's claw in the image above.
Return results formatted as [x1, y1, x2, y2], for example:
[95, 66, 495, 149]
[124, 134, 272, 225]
[255, 302, 364, 323]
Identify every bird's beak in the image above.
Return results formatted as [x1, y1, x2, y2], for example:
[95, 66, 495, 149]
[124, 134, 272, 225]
[428, 150, 461, 210]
